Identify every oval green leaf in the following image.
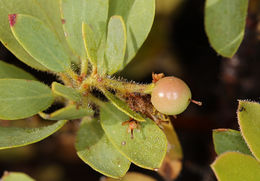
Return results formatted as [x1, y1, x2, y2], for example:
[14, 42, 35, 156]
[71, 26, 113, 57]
[0, 61, 35, 80]
[105, 16, 127, 75]
[10, 14, 70, 72]
[0, 0, 52, 70]
[61, 0, 108, 60]
[0, 0, 79, 69]
[2, 172, 35, 181]
[82, 22, 98, 67]
[0, 1, 51, 70]
[36, 0, 80, 64]
[213, 128, 252, 156]
[211, 152, 260, 181]
[108, 0, 155, 68]
[205, 0, 249, 57]
[0, 120, 67, 150]
[100, 102, 167, 170]
[39, 105, 93, 121]
[238, 100, 260, 161]
[52, 82, 81, 102]
[0, 79, 54, 120]
[76, 117, 130, 178]
[100, 88, 146, 122]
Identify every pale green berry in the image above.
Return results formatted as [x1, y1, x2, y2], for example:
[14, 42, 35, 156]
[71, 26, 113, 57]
[151, 76, 192, 115]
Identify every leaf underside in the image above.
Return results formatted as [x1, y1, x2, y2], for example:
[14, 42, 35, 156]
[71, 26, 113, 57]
[0, 60, 35, 80]
[205, 0, 249, 57]
[0, 120, 67, 150]
[213, 128, 252, 156]
[0, 79, 54, 120]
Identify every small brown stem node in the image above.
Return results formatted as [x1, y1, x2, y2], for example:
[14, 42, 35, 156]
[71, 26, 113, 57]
[152, 72, 165, 83]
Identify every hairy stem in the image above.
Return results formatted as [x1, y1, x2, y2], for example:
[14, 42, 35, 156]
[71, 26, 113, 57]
[102, 78, 154, 94]
[81, 75, 154, 94]
[66, 68, 79, 82]
[80, 58, 88, 77]
[59, 73, 73, 86]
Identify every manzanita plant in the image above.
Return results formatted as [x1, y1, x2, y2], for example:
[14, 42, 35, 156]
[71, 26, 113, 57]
[0, 0, 196, 179]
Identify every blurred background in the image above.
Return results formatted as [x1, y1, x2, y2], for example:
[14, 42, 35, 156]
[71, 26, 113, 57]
[1, 0, 260, 180]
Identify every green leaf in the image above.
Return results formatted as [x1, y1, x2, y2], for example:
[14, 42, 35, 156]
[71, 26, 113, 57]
[163, 121, 182, 160]
[105, 16, 127, 75]
[100, 88, 146, 122]
[213, 129, 252, 156]
[52, 82, 81, 102]
[0, 0, 51, 70]
[60, 0, 109, 60]
[76, 117, 130, 178]
[0, 61, 35, 80]
[1, 172, 35, 181]
[211, 152, 260, 181]
[105, 172, 156, 181]
[0, 79, 54, 120]
[10, 14, 70, 72]
[205, 0, 249, 57]
[82, 22, 107, 73]
[100, 102, 167, 170]
[96, 35, 108, 75]
[108, 0, 155, 67]
[238, 100, 260, 161]
[36, 0, 80, 64]
[39, 105, 93, 121]
[158, 122, 182, 181]
[82, 23, 98, 67]
[0, 120, 67, 150]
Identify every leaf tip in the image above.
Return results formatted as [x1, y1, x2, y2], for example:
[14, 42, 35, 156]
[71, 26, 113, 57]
[8, 14, 17, 27]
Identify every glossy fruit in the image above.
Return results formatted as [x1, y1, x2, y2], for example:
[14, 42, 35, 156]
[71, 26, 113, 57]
[151, 76, 191, 115]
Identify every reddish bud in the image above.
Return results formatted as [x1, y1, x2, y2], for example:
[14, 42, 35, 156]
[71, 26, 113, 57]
[8, 14, 17, 27]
